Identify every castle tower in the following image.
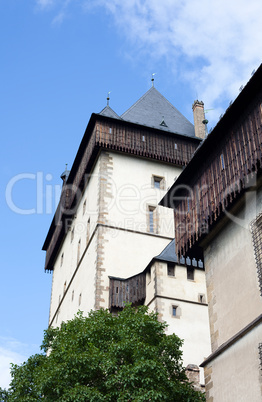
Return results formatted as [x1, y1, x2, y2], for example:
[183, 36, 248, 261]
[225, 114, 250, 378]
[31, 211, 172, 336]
[43, 87, 211, 383]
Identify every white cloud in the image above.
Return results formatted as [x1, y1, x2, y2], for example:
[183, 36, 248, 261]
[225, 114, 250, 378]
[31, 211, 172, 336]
[36, 0, 55, 8]
[37, 0, 262, 126]
[83, 0, 262, 125]
[0, 337, 36, 390]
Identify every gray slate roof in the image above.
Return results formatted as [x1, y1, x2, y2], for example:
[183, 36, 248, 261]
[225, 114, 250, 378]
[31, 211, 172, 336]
[121, 87, 195, 137]
[155, 239, 178, 263]
[99, 105, 121, 119]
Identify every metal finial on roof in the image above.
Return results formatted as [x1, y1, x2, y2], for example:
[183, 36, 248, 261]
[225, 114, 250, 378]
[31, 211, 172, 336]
[60, 163, 70, 184]
[107, 91, 111, 106]
[151, 73, 156, 87]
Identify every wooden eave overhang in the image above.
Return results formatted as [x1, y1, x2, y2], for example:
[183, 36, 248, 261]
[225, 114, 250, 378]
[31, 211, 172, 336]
[42, 114, 201, 271]
[160, 63, 262, 256]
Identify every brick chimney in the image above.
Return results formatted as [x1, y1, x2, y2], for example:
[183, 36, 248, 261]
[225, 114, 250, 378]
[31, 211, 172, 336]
[192, 100, 206, 139]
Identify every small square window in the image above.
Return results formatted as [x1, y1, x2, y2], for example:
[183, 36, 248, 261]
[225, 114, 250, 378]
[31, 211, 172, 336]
[167, 263, 175, 276]
[153, 175, 165, 190]
[187, 267, 194, 280]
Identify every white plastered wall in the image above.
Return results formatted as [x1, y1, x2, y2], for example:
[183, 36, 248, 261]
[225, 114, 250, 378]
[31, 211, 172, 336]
[146, 261, 211, 384]
[207, 323, 262, 402]
[103, 152, 181, 236]
[49, 160, 101, 326]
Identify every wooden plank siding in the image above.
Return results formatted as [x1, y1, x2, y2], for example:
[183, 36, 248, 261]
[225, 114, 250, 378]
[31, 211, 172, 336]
[43, 117, 199, 271]
[109, 273, 146, 309]
[173, 94, 262, 257]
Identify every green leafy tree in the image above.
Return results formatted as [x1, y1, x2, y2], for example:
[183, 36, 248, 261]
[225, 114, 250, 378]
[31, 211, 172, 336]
[4, 305, 205, 401]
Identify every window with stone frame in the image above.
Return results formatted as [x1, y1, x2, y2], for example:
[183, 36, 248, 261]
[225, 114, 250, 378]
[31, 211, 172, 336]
[152, 175, 166, 190]
[250, 213, 262, 296]
[147, 205, 158, 233]
[171, 304, 181, 318]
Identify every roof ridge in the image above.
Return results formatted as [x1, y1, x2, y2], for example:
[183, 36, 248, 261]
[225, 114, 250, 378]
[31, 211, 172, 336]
[99, 105, 121, 119]
[120, 86, 195, 137]
[121, 86, 155, 118]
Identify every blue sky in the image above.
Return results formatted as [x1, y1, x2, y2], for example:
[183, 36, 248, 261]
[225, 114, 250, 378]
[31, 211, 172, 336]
[1, 0, 262, 389]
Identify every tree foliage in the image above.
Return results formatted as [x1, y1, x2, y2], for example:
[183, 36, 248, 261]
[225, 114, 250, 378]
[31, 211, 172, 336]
[3, 305, 205, 401]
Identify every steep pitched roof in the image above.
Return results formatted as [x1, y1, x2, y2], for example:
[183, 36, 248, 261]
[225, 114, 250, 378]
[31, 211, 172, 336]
[121, 87, 195, 137]
[155, 239, 178, 263]
[99, 105, 121, 119]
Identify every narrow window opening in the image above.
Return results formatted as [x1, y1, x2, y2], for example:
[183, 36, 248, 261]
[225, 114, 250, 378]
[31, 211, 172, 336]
[109, 127, 112, 134]
[116, 286, 118, 294]
[199, 294, 205, 303]
[71, 227, 74, 242]
[187, 266, 195, 280]
[79, 293, 82, 306]
[220, 154, 225, 170]
[83, 200, 86, 215]
[142, 135, 145, 142]
[187, 197, 190, 212]
[86, 218, 90, 245]
[175, 143, 178, 150]
[148, 206, 156, 233]
[77, 239, 81, 265]
[154, 178, 161, 189]
[60, 252, 64, 267]
[167, 263, 175, 276]
[172, 306, 177, 316]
